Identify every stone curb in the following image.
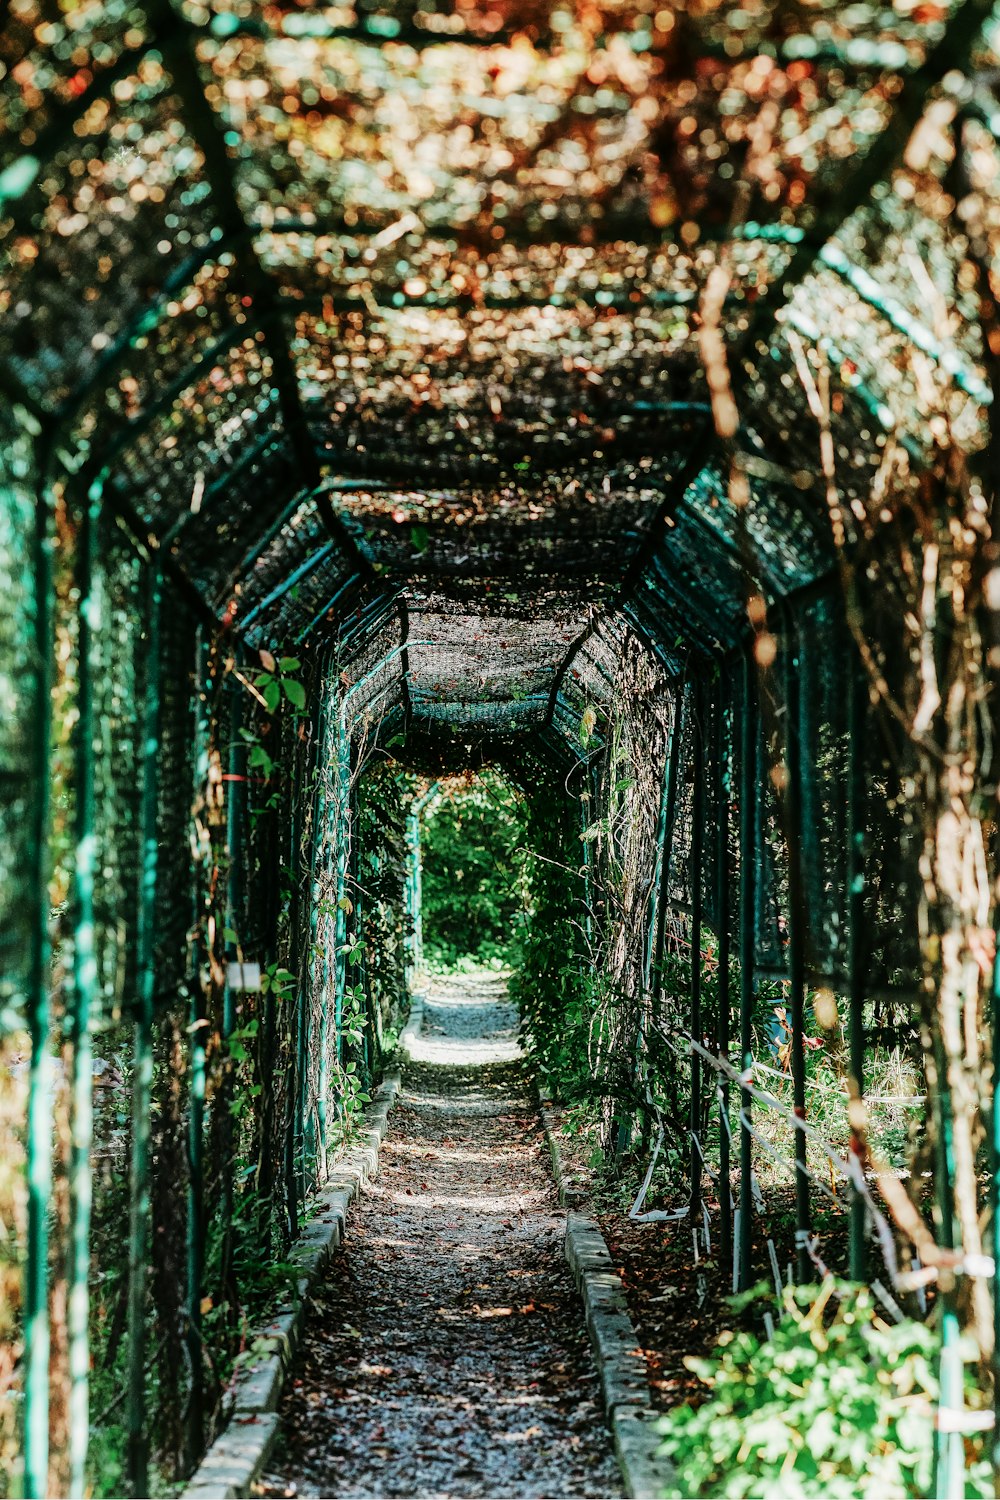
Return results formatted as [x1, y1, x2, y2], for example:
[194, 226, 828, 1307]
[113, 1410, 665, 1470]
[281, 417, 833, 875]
[398, 986, 425, 1059]
[180, 1071, 402, 1500]
[537, 1093, 676, 1500]
[535, 1085, 588, 1209]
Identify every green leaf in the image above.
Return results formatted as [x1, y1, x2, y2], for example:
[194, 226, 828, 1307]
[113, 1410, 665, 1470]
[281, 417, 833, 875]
[283, 678, 306, 710]
[280, 657, 301, 672]
[248, 745, 274, 775]
[263, 679, 281, 714]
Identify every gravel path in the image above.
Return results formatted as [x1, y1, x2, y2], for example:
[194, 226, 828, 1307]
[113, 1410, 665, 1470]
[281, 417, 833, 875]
[259, 974, 622, 1499]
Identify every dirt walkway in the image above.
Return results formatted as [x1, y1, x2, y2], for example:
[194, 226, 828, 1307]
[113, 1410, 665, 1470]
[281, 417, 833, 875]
[260, 973, 622, 1499]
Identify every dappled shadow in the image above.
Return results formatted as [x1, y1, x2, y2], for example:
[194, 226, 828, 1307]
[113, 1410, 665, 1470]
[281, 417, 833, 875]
[406, 973, 523, 1068]
[260, 975, 621, 1500]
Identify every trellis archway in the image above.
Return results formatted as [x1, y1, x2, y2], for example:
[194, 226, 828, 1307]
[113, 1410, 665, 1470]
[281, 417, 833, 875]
[2, 1, 1000, 1495]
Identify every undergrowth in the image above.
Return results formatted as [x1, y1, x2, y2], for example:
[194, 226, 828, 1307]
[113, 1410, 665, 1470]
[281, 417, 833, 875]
[659, 1278, 991, 1499]
[538, 942, 922, 1235]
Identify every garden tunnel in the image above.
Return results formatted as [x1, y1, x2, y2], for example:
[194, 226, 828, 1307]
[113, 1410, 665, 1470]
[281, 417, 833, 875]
[2, 0, 1000, 1495]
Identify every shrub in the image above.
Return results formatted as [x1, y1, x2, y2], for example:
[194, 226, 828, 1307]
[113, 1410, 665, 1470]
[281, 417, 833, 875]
[658, 1278, 991, 1499]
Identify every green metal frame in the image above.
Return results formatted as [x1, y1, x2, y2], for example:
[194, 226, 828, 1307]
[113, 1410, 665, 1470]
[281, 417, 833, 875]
[689, 680, 705, 1221]
[67, 478, 100, 1497]
[24, 462, 55, 1500]
[405, 782, 441, 977]
[126, 559, 162, 1499]
[847, 657, 868, 1282]
[650, 687, 682, 1016]
[737, 651, 758, 1293]
[186, 631, 211, 1465]
[781, 609, 812, 1282]
[714, 676, 734, 1276]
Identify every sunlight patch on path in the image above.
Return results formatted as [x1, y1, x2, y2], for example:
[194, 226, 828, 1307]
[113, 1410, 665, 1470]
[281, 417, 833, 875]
[261, 970, 621, 1500]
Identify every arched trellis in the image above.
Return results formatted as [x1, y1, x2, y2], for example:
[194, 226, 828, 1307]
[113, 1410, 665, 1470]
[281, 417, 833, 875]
[3, 0, 1000, 1495]
[3, 394, 998, 1497]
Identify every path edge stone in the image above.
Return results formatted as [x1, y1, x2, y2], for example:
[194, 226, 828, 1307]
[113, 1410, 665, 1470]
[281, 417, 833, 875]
[536, 1087, 677, 1500]
[398, 984, 425, 1060]
[180, 1069, 403, 1500]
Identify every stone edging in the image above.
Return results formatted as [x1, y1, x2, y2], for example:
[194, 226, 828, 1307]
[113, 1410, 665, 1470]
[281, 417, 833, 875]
[180, 1071, 403, 1500]
[537, 1091, 675, 1500]
[536, 1085, 589, 1208]
[398, 986, 425, 1058]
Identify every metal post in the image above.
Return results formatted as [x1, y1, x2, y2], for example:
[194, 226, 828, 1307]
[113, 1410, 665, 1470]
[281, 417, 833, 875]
[931, 1011, 962, 1496]
[412, 809, 424, 971]
[310, 689, 331, 1172]
[334, 724, 351, 1063]
[715, 675, 733, 1276]
[991, 916, 1000, 1485]
[580, 772, 594, 950]
[936, 1303, 965, 1500]
[351, 830, 372, 1082]
[690, 681, 704, 1220]
[781, 611, 811, 1282]
[651, 688, 682, 1013]
[186, 632, 210, 1464]
[640, 745, 673, 1157]
[405, 783, 439, 977]
[24, 475, 54, 1500]
[737, 651, 757, 1292]
[299, 708, 319, 1189]
[220, 655, 245, 1289]
[847, 660, 868, 1281]
[405, 805, 420, 977]
[646, 752, 671, 991]
[224, 656, 246, 1039]
[286, 721, 306, 1233]
[127, 561, 161, 1499]
[68, 481, 99, 1497]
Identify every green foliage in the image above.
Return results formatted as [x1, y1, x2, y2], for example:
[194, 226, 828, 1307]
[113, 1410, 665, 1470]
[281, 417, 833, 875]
[250, 650, 307, 716]
[658, 1279, 992, 1499]
[420, 772, 528, 968]
[508, 786, 589, 1094]
[356, 761, 410, 1051]
[261, 961, 295, 1002]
